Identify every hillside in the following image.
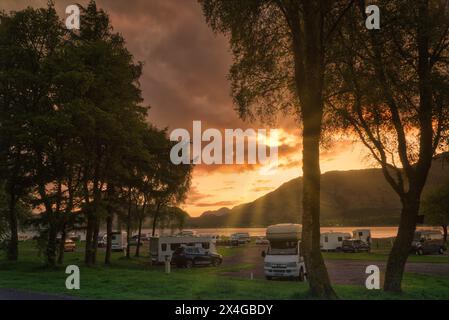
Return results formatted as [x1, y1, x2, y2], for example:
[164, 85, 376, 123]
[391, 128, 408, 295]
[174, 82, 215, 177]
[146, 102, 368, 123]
[186, 155, 449, 227]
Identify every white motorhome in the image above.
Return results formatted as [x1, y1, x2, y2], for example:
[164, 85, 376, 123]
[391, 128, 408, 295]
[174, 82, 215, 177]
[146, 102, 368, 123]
[352, 229, 372, 244]
[263, 224, 305, 281]
[320, 232, 351, 251]
[111, 231, 127, 251]
[230, 232, 250, 244]
[150, 235, 217, 263]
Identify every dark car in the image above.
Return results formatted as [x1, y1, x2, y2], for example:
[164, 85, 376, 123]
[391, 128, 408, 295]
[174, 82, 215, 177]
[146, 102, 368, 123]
[172, 247, 223, 268]
[342, 239, 370, 253]
[411, 231, 446, 255]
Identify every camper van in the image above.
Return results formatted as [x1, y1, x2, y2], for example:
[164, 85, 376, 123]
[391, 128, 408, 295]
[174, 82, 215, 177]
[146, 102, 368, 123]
[352, 229, 372, 244]
[230, 232, 251, 244]
[320, 232, 351, 251]
[111, 231, 127, 251]
[150, 235, 217, 263]
[262, 224, 305, 281]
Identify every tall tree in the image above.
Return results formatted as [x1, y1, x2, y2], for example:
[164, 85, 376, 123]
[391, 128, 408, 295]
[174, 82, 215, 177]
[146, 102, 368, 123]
[330, 0, 449, 292]
[0, 5, 67, 265]
[199, 0, 356, 298]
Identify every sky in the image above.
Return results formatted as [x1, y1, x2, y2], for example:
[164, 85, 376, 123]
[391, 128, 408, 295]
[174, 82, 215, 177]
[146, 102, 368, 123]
[2, 0, 374, 216]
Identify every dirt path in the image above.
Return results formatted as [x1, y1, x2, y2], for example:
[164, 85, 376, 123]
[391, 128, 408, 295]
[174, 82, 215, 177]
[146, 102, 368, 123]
[220, 245, 449, 285]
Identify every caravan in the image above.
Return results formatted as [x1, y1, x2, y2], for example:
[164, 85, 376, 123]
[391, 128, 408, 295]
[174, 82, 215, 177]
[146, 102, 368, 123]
[111, 231, 127, 251]
[352, 229, 372, 244]
[320, 232, 351, 251]
[150, 235, 217, 263]
[262, 224, 305, 281]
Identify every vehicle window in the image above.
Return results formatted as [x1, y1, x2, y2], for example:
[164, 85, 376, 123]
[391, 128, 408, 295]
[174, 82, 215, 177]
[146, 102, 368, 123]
[161, 244, 167, 251]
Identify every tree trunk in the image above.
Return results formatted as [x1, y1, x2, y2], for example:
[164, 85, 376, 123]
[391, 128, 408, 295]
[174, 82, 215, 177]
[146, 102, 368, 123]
[135, 217, 143, 257]
[6, 190, 18, 261]
[105, 214, 113, 264]
[91, 217, 100, 265]
[47, 223, 57, 267]
[57, 222, 67, 265]
[152, 202, 161, 237]
[105, 183, 114, 265]
[84, 214, 94, 266]
[126, 191, 132, 259]
[443, 225, 448, 243]
[301, 111, 337, 299]
[384, 197, 419, 292]
[287, 0, 337, 299]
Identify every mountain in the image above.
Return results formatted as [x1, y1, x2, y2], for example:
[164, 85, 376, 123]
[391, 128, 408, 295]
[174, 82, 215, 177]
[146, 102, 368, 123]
[186, 155, 449, 227]
[200, 207, 231, 217]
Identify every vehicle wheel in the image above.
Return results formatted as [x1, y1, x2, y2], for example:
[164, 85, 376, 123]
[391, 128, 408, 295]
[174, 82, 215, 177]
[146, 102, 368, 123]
[298, 268, 305, 282]
[416, 248, 423, 256]
[265, 276, 272, 280]
[185, 260, 193, 268]
[211, 259, 220, 267]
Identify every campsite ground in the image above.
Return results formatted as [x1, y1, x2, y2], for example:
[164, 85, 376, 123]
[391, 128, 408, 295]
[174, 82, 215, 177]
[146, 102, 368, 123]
[0, 241, 448, 300]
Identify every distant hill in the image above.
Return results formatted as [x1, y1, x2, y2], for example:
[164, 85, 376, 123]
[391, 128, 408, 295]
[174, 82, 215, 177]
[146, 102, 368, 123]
[186, 155, 449, 227]
[200, 207, 231, 217]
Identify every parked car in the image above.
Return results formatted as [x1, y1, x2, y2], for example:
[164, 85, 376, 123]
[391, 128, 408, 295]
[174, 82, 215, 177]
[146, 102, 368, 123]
[63, 239, 76, 252]
[342, 239, 370, 253]
[411, 230, 446, 255]
[172, 247, 223, 268]
[255, 237, 269, 245]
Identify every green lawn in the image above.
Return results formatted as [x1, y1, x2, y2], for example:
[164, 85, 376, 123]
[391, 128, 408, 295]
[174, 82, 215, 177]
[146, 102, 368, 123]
[322, 251, 449, 263]
[0, 241, 448, 300]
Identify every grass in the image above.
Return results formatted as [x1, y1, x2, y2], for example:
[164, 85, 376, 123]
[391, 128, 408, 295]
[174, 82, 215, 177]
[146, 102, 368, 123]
[0, 241, 448, 300]
[322, 251, 449, 263]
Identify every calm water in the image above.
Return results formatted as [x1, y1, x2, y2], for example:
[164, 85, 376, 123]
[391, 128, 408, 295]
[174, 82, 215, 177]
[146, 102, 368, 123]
[21, 226, 443, 240]
[144, 226, 443, 239]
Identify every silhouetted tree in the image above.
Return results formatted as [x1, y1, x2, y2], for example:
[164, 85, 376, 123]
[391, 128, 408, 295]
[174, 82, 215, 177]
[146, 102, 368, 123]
[199, 0, 356, 298]
[329, 0, 449, 292]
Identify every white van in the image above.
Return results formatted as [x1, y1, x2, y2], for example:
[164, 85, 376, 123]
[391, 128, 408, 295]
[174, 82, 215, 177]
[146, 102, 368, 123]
[111, 231, 127, 251]
[150, 235, 217, 263]
[230, 232, 250, 244]
[263, 224, 305, 281]
[320, 232, 351, 251]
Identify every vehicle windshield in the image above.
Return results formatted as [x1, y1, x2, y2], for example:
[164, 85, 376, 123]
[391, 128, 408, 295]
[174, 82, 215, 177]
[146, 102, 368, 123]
[268, 240, 297, 255]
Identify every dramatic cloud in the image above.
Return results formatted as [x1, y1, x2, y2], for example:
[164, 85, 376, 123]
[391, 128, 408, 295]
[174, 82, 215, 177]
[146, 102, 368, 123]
[3, 1, 370, 216]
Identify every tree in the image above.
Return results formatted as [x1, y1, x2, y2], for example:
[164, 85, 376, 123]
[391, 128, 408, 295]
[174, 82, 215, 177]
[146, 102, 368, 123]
[0, 4, 67, 265]
[422, 181, 449, 242]
[199, 0, 356, 298]
[329, 0, 449, 291]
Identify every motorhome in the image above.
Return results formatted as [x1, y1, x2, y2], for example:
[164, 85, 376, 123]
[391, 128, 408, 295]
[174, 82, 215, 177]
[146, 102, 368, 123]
[111, 231, 127, 251]
[320, 232, 351, 251]
[177, 230, 197, 237]
[150, 235, 217, 263]
[352, 229, 372, 244]
[230, 232, 250, 244]
[262, 224, 305, 281]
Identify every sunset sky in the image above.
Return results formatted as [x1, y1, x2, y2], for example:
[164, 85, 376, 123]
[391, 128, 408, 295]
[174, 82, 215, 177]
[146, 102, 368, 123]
[4, 0, 374, 216]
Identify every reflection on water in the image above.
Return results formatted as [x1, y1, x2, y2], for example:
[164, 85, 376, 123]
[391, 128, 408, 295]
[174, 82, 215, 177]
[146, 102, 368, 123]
[21, 226, 443, 240]
[184, 226, 443, 239]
